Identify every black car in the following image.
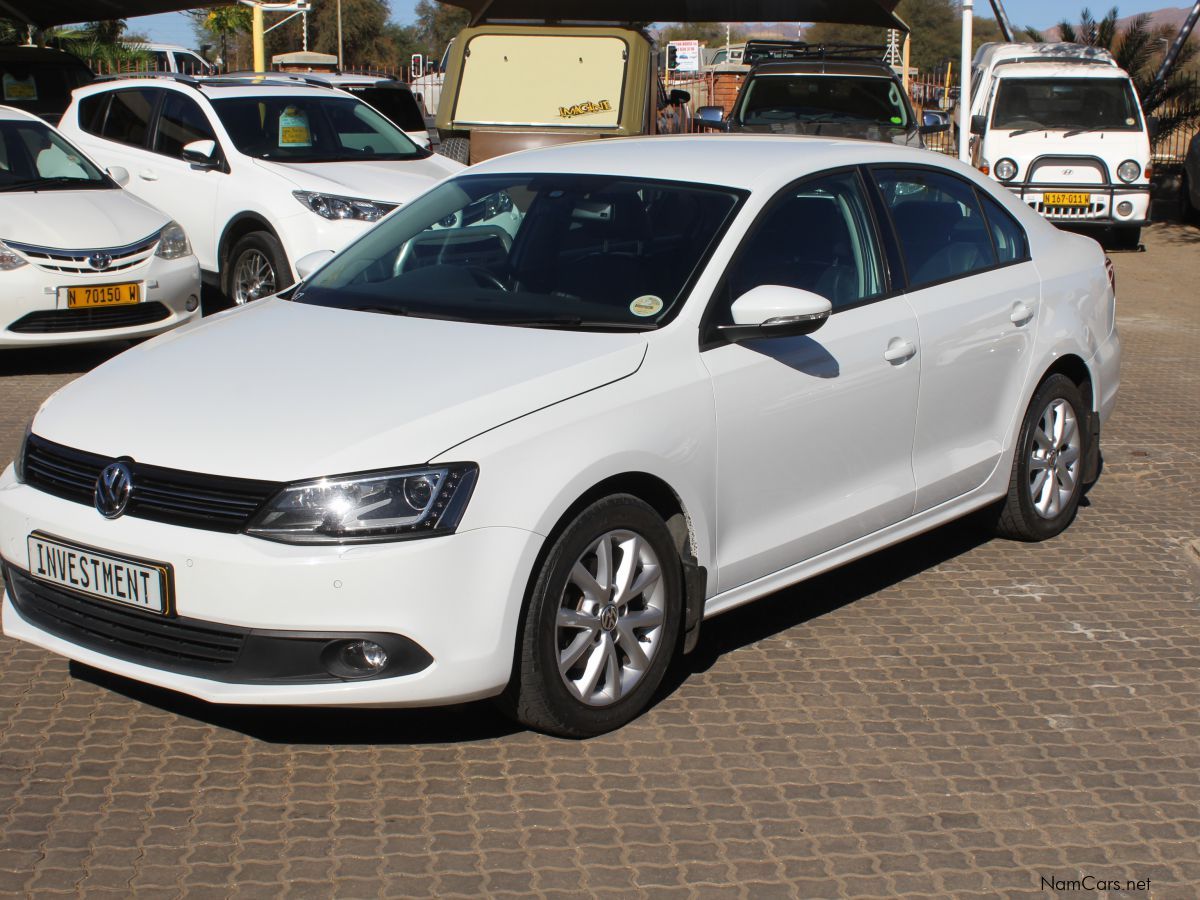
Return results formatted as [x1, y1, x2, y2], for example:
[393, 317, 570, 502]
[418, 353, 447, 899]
[0, 45, 93, 125]
[697, 42, 947, 148]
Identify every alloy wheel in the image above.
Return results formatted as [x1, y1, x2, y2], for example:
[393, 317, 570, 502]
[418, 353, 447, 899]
[1028, 397, 1081, 519]
[232, 249, 277, 304]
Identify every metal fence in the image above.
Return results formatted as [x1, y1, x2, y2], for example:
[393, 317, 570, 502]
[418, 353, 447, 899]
[1151, 73, 1200, 164]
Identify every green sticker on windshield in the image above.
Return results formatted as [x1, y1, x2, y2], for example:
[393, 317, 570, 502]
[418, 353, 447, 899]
[2, 73, 37, 102]
[890, 116, 903, 124]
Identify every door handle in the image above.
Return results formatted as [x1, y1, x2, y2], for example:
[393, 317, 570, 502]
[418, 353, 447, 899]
[139, 170, 158, 181]
[1010, 302, 1035, 325]
[883, 338, 916, 363]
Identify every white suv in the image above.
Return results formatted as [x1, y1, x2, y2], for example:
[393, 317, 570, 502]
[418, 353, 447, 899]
[58, 75, 463, 303]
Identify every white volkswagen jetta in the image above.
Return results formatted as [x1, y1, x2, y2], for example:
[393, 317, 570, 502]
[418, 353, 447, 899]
[0, 107, 200, 348]
[0, 136, 1119, 736]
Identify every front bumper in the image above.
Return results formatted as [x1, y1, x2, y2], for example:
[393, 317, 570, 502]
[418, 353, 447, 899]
[0, 255, 201, 349]
[1005, 181, 1151, 227]
[0, 471, 543, 707]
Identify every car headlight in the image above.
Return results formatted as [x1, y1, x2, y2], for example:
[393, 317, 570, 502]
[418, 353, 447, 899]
[0, 241, 28, 271]
[155, 221, 192, 259]
[246, 464, 478, 544]
[994, 158, 1018, 181]
[1116, 160, 1141, 184]
[293, 191, 397, 222]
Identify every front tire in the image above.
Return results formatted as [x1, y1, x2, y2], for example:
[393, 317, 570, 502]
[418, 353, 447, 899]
[224, 231, 292, 304]
[995, 374, 1088, 542]
[502, 495, 683, 738]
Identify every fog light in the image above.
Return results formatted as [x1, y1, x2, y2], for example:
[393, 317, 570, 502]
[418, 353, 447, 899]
[185, 294, 200, 312]
[337, 639, 389, 673]
[1116, 201, 1133, 217]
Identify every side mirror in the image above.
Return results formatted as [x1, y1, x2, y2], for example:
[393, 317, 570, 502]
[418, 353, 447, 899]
[719, 284, 832, 343]
[970, 114, 987, 136]
[697, 105, 724, 123]
[182, 139, 219, 168]
[106, 165, 130, 187]
[669, 88, 691, 105]
[295, 249, 335, 281]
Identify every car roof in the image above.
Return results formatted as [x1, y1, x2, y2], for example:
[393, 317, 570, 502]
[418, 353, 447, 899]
[0, 44, 91, 67]
[73, 75, 354, 101]
[466, 134, 960, 193]
[749, 60, 898, 78]
[974, 41, 1116, 68]
[0, 104, 48, 123]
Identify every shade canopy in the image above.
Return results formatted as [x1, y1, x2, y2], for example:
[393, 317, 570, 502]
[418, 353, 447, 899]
[438, 0, 908, 31]
[0, 0, 215, 29]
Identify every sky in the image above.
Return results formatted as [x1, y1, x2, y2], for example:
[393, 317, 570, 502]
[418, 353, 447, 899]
[127, 1, 1185, 51]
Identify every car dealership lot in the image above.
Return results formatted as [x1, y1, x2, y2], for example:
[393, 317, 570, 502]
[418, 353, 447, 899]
[0, 224, 1197, 895]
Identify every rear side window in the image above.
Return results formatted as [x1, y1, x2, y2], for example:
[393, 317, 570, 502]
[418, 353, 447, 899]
[978, 192, 1029, 264]
[101, 89, 157, 147]
[874, 167, 997, 288]
[78, 93, 109, 136]
[154, 92, 216, 158]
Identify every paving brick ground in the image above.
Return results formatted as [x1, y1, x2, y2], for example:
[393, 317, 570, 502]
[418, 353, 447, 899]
[0, 225, 1197, 898]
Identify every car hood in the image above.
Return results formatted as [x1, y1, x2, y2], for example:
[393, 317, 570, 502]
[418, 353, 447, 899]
[0, 188, 168, 249]
[254, 154, 464, 204]
[33, 299, 648, 482]
[731, 121, 922, 146]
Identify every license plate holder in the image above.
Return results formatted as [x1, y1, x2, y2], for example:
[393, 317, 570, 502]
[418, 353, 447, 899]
[1043, 192, 1092, 207]
[26, 532, 174, 616]
[63, 282, 141, 309]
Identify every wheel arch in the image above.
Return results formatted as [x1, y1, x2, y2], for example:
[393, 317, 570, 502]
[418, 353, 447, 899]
[217, 213, 284, 278]
[1040, 353, 1094, 412]
[520, 471, 707, 658]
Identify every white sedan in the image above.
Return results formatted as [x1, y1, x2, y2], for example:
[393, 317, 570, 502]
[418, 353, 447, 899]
[0, 106, 201, 348]
[0, 136, 1119, 736]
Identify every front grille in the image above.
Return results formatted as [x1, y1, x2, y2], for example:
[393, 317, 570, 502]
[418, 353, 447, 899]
[1032, 201, 1107, 219]
[8, 302, 171, 334]
[4, 564, 246, 672]
[3, 233, 160, 275]
[22, 434, 281, 533]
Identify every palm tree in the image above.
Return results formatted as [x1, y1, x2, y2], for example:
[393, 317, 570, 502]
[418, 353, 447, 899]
[1023, 7, 1198, 145]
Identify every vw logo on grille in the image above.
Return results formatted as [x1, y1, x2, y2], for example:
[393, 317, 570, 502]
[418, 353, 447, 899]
[88, 253, 113, 271]
[95, 462, 133, 519]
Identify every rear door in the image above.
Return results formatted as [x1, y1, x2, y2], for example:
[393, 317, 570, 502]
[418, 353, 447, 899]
[870, 166, 1040, 512]
[71, 87, 162, 200]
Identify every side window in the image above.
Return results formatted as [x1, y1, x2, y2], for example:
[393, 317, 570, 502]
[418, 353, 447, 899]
[78, 93, 109, 137]
[721, 170, 885, 315]
[978, 192, 1029, 264]
[154, 92, 217, 158]
[100, 89, 157, 148]
[176, 52, 208, 75]
[151, 51, 170, 71]
[874, 167, 997, 288]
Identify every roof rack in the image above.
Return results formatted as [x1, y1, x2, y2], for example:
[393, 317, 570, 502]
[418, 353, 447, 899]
[93, 71, 203, 90]
[742, 40, 885, 65]
[208, 72, 340, 89]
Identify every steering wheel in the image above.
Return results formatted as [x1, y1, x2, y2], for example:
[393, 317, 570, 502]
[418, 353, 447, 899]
[466, 266, 508, 291]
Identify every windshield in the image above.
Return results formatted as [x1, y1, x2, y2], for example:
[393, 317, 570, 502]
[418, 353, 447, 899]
[295, 173, 744, 330]
[211, 95, 428, 162]
[347, 86, 428, 133]
[736, 74, 911, 129]
[455, 34, 627, 128]
[992, 77, 1142, 131]
[0, 120, 109, 191]
[0, 60, 92, 117]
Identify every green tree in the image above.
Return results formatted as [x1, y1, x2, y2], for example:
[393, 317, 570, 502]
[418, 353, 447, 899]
[262, 0, 398, 68]
[413, 0, 469, 58]
[188, 5, 252, 69]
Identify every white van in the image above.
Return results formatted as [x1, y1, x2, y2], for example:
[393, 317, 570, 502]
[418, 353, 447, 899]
[966, 44, 1151, 245]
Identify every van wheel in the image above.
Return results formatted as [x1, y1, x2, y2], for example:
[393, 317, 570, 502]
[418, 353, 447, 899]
[995, 374, 1087, 542]
[440, 137, 470, 164]
[224, 232, 292, 304]
[500, 495, 683, 738]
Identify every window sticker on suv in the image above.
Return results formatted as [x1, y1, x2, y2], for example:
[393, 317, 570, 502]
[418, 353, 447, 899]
[3, 73, 37, 102]
[279, 106, 312, 147]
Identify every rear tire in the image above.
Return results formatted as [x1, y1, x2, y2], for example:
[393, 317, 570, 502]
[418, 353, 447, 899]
[440, 137, 470, 164]
[995, 374, 1088, 542]
[223, 231, 292, 305]
[500, 495, 683, 738]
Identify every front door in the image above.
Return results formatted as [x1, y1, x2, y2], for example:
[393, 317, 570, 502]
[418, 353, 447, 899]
[702, 169, 921, 591]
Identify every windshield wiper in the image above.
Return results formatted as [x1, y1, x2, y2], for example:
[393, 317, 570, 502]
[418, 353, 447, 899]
[1063, 127, 1104, 138]
[0, 176, 105, 192]
[347, 304, 411, 316]
[484, 315, 655, 331]
[1007, 127, 1047, 137]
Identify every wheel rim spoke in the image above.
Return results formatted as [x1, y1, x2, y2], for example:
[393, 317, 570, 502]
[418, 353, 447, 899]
[1028, 396, 1081, 520]
[555, 527, 667, 708]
